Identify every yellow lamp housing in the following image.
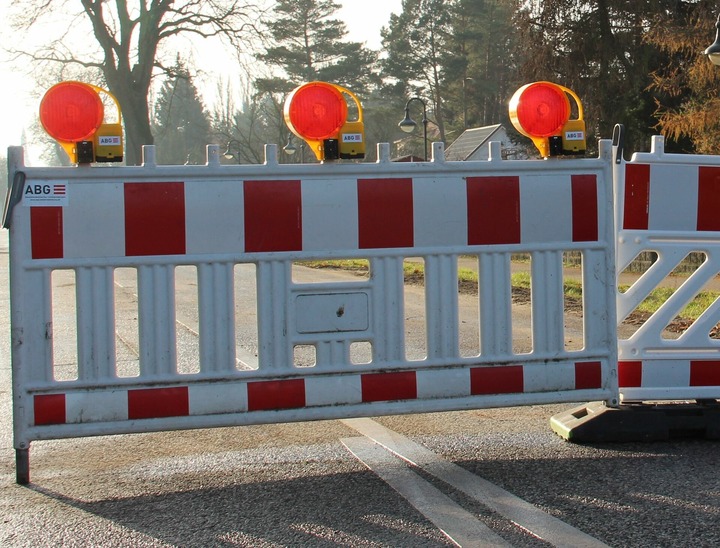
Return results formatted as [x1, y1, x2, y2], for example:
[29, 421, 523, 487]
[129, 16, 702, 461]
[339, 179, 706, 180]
[92, 85, 124, 163]
[339, 120, 365, 159]
[337, 87, 365, 160]
[94, 122, 124, 162]
[561, 118, 586, 155]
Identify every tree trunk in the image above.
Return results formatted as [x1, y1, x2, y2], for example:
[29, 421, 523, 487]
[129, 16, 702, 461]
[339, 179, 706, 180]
[106, 73, 154, 166]
[121, 96, 154, 166]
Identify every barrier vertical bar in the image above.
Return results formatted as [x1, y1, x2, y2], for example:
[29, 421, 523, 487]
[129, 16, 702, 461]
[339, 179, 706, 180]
[257, 260, 292, 370]
[582, 248, 614, 355]
[7, 152, 52, 483]
[479, 253, 513, 355]
[531, 250, 564, 354]
[424, 254, 460, 360]
[137, 264, 177, 376]
[371, 256, 406, 363]
[197, 262, 236, 373]
[76, 266, 116, 381]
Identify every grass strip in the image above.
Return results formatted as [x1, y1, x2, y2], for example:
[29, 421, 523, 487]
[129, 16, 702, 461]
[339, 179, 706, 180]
[299, 260, 719, 322]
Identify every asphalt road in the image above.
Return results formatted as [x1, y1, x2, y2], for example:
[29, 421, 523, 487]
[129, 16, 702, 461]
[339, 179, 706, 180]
[1, 229, 719, 547]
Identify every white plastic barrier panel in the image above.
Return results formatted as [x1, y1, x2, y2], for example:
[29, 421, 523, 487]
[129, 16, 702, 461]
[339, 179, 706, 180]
[5, 141, 618, 482]
[616, 135, 720, 401]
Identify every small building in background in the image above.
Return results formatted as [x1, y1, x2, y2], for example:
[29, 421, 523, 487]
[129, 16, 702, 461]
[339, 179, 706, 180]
[444, 124, 521, 161]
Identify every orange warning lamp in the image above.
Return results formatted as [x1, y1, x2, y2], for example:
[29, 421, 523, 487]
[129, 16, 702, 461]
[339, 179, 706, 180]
[284, 81, 365, 161]
[40, 81, 124, 164]
[509, 81, 586, 158]
[40, 81, 104, 163]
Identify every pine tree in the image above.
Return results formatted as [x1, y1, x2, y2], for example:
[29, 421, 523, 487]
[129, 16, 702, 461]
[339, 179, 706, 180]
[250, 0, 380, 161]
[443, 0, 520, 133]
[381, 0, 454, 143]
[511, 0, 675, 153]
[257, 0, 378, 95]
[153, 58, 212, 165]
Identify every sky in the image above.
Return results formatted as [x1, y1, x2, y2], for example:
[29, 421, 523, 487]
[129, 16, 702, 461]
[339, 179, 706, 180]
[337, 0, 400, 48]
[0, 0, 402, 157]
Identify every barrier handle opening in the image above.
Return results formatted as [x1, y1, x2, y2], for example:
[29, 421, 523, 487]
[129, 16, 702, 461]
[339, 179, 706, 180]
[2, 171, 26, 229]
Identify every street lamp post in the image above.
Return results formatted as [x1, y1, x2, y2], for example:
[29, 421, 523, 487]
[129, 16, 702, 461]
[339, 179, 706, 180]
[705, 14, 720, 66]
[398, 97, 429, 161]
[462, 77, 473, 129]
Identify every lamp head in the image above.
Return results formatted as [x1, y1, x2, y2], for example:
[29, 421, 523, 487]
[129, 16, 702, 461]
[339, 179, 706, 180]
[283, 138, 297, 156]
[398, 109, 417, 133]
[705, 15, 720, 66]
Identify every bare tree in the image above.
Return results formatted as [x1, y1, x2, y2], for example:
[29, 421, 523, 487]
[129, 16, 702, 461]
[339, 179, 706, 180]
[10, 0, 263, 165]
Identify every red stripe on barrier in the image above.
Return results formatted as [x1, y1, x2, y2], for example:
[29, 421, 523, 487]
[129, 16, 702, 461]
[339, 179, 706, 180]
[30, 207, 64, 259]
[244, 180, 302, 252]
[466, 176, 520, 245]
[575, 361, 602, 389]
[618, 360, 642, 387]
[697, 167, 720, 231]
[470, 365, 523, 395]
[247, 379, 306, 411]
[361, 371, 417, 402]
[571, 175, 598, 242]
[128, 387, 189, 419]
[690, 360, 720, 386]
[623, 164, 649, 230]
[125, 182, 186, 256]
[358, 178, 414, 249]
[34, 394, 66, 425]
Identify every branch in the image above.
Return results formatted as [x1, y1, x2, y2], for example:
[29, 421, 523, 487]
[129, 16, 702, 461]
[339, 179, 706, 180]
[80, 0, 121, 67]
[157, 1, 263, 46]
[15, 49, 104, 71]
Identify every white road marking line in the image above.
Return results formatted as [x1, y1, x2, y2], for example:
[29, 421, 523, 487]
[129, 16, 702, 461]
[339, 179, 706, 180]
[341, 436, 512, 548]
[342, 418, 610, 548]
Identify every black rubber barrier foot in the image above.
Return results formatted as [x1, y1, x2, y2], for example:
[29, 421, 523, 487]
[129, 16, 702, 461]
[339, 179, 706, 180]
[16, 448, 29, 485]
[550, 401, 720, 443]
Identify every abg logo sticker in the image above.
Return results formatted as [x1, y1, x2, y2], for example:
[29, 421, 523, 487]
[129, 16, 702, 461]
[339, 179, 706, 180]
[98, 136, 121, 146]
[23, 181, 69, 206]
